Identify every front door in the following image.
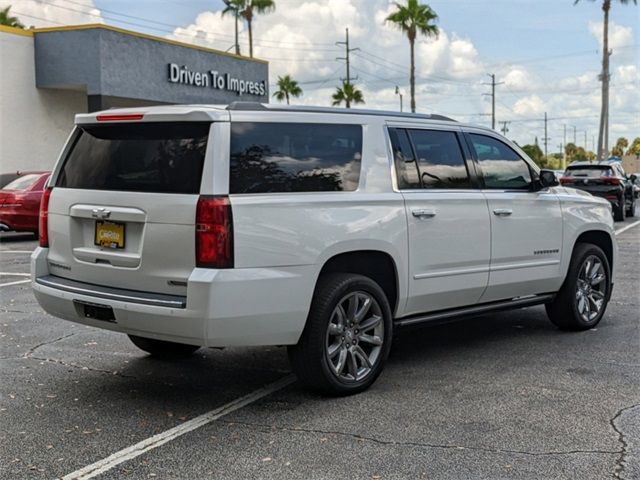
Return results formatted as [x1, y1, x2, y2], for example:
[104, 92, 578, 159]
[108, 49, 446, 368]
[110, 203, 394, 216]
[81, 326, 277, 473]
[389, 127, 491, 316]
[465, 132, 564, 302]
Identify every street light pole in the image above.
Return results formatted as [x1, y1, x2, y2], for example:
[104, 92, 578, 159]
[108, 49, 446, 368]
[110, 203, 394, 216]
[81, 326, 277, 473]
[395, 86, 403, 112]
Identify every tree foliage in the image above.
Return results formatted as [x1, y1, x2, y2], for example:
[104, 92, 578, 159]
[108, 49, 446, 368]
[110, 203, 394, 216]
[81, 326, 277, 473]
[0, 5, 24, 28]
[332, 81, 364, 108]
[273, 75, 302, 104]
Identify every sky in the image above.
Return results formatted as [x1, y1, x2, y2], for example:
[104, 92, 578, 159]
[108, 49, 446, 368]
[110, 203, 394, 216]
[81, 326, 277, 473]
[4, 0, 639, 150]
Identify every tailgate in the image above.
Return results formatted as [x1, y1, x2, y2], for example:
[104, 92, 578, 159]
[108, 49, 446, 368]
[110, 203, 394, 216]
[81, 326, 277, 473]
[45, 121, 211, 296]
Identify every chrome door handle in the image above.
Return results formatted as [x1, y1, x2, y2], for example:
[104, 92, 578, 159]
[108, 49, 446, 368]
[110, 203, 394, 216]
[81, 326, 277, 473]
[493, 208, 513, 217]
[412, 209, 436, 219]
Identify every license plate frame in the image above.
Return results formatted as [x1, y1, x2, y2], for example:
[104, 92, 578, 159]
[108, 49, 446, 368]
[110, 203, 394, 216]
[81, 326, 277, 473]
[94, 220, 126, 249]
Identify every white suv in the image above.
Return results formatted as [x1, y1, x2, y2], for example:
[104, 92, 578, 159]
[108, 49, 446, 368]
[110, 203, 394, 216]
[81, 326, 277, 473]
[32, 103, 617, 395]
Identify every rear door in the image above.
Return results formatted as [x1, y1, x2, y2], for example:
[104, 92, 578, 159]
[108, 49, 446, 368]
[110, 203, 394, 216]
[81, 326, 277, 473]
[46, 121, 212, 295]
[390, 126, 491, 315]
[465, 131, 563, 302]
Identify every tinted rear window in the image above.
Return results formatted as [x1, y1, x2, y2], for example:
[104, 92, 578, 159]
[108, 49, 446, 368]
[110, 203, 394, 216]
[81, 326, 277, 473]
[565, 167, 611, 178]
[57, 122, 210, 194]
[230, 122, 362, 193]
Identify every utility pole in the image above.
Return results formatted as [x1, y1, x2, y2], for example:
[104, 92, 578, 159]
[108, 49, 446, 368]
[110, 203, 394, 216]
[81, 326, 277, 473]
[573, 125, 577, 144]
[543, 112, 549, 158]
[563, 124, 567, 169]
[483, 74, 503, 130]
[336, 28, 359, 108]
[499, 121, 510, 136]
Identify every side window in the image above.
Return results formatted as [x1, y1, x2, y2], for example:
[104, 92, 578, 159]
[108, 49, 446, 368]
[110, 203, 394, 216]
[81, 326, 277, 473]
[230, 123, 362, 193]
[409, 129, 471, 189]
[389, 128, 420, 189]
[469, 134, 532, 190]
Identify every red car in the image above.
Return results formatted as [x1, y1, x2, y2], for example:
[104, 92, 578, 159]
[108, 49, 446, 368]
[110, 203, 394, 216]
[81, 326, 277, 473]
[0, 172, 51, 234]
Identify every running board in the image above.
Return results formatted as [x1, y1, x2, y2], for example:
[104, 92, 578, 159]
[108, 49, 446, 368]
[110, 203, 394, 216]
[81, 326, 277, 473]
[395, 294, 556, 328]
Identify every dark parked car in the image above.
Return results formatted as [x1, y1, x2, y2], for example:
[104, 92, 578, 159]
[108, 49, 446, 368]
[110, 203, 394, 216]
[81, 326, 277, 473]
[0, 172, 51, 234]
[560, 162, 636, 221]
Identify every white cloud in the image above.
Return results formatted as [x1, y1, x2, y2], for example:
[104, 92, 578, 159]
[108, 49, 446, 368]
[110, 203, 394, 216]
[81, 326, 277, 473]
[0, 0, 103, 28]
[588, 20, 635, 63]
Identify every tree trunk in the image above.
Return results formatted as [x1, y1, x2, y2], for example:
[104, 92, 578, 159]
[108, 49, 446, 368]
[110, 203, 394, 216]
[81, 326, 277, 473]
[286, 92, 289, 105]
[597, 0, 610, 160]
[234, 14, 240, 55]
[410, 37, 416, 113]
[248, 19, 253, 58]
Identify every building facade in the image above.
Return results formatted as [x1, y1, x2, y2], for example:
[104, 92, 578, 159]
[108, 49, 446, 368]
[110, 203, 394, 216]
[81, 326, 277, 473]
[0, 24, 269, 172]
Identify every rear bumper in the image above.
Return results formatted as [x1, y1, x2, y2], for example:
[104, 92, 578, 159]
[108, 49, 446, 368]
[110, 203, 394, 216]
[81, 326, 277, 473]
[31, 247, 317, 347]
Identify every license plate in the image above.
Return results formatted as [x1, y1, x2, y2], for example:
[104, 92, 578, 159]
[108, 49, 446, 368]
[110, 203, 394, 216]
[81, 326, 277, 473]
[95, 221, 125, 249]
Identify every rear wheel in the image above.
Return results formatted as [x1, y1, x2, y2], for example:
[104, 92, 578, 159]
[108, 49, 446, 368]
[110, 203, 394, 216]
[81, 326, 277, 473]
[128, 335, 200, 358]
[288, 273, 393, 396]
[546, 243, 611, 331]
[613, 197, 626, 221]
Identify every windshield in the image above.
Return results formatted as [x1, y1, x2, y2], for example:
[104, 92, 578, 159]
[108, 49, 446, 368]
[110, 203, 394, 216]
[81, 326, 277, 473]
[56, 122, 210, 194]
[2, 174, 41, 191]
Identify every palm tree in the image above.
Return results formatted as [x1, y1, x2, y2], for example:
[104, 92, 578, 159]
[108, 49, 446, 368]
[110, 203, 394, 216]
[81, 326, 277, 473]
[574, 0, 637, 160]
[0, 5, 24, 28]
[385, 0, 439, 113]
[273, 75, 303, 104]
[331, 81, 364, 108]
[238, 0, 276, 58]
[222, 0, 243, 55]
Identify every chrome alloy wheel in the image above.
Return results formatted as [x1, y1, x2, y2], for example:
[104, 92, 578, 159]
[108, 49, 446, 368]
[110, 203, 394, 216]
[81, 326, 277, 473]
[575, 255, 607, 323]
[325, 291, 384, 382]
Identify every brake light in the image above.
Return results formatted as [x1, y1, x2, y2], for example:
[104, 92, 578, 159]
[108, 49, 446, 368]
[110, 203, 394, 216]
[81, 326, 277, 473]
[195, 196, 233, 268]
[559, 177, 573, 185]
[602, 177, 621, 186]
[39, 187, 52, 248]
[96, 113, 144, 122]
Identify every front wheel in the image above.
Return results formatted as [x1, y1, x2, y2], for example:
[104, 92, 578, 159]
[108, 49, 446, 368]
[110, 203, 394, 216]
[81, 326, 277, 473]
[546, 243, 611, 331]
[288, 273, 393, 396]
[128, 335, 200, 358]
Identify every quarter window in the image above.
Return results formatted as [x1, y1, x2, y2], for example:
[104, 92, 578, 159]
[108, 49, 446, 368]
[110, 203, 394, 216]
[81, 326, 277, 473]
[230, 122, 362, 193]
[408, 129, 471, 189]
[469, 134, 532, 190]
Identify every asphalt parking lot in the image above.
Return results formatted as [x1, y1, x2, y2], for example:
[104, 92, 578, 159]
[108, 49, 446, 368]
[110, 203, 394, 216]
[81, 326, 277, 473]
[1, 219, 639, 480]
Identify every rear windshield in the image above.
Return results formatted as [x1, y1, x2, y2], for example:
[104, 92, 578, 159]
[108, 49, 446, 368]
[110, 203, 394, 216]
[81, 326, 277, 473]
[2, 174, 41, 191]
[564, 167, 611, 178]
[57, 122, 210, 194]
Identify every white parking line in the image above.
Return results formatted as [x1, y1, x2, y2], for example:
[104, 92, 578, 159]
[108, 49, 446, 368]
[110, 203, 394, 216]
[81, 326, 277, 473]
[0, 272, 30, 277]
[62, 374, 296, 480]
[0, 279, 30, 287]
[615, 220, 640, 236]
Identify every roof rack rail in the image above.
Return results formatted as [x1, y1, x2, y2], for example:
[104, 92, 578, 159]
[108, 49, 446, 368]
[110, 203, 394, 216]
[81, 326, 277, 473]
[226, 102, 456, 122]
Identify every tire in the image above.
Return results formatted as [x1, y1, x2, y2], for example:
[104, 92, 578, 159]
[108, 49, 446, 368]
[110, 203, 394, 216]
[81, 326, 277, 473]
[128, 335, 200, 358]
[613, 197, 626, 222]
[545, 243, 611, 331]
[288, 273, 393, 396]
[627, 198, 636, 217]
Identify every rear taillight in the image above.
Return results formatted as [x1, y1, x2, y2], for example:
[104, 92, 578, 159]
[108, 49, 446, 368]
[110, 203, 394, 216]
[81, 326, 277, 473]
[602, 177, 621, 186]
[559, 177, 573, 185]
[195, 196, 233, 268]
[39, 187, 52, 248]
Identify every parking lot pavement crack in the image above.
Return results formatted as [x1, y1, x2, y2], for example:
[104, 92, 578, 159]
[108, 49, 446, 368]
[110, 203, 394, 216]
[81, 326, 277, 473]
[21, 333, 76, 358]
[611, 403, 639, 479]
[222, 420, 622, 458]
[23, 355, 138, 379]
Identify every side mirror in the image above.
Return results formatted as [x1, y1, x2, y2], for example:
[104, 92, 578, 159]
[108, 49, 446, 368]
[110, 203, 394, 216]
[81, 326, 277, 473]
[630, 174, 637, 182]
[538, 169, 559, 189]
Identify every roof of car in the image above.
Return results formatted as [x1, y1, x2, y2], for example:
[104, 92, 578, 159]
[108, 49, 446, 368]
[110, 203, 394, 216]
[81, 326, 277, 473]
[76, 102, 496, 133]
